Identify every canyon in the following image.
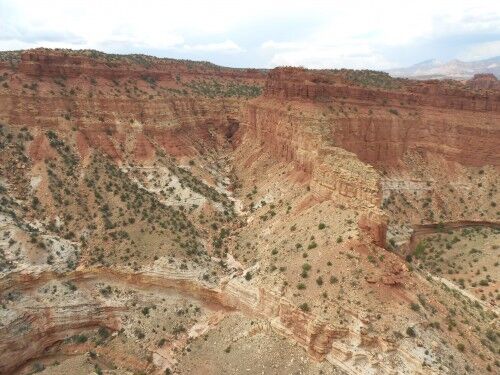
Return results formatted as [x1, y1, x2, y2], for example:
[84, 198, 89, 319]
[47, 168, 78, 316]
[0, 48, 498, 374]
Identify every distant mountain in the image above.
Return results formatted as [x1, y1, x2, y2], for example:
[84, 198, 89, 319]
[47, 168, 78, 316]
[387, 56, 500, 80]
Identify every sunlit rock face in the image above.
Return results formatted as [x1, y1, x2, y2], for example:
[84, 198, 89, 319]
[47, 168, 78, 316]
[0, 48, 498, 375]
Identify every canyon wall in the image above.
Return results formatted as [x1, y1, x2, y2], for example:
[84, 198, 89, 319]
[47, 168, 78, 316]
[263, 67, 500, 168]
[3, 51, 498, 170]
[265, 67, 500, 112]
[0, 49, 259, 162]
[242, 102, 382, 207]
[0, 266, 428, 375]
[0, 303, 122, 374]
[3, 50, 497, 180]
[329, 114, 500, 167]
[2, 48, 498, 250]
[0, 92, 244, 163]
[3, 48, 266, 82]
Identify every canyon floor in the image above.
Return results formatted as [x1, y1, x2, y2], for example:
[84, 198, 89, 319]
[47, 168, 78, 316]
[0, 49, 499, 375]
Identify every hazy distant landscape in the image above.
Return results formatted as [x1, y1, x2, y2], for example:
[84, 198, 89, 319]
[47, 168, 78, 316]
[388, 56, 500, 79]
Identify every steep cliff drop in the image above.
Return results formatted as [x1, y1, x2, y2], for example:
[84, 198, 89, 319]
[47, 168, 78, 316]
[0, 49, 498, 375]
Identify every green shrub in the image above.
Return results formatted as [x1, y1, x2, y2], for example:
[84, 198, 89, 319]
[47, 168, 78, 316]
[307, 242, 317, 249]
[410, 303, 420, 312]
[32, 362, 45, 373]
[299, 303, 310, 312]
[98, 327, 110, 338]
[406, 327, 416, 337]
[73, 334, 88, 343]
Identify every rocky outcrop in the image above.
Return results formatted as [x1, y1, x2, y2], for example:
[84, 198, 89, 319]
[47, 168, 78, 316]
[467, 73, 500, 91]
[9, 48, 266, 82]
[263, 67, 500, 168]
[407, 220, 500, 253]
[310, 150, 381, 206]
[330, 115, 500, 167]
[265, 67, 500, 112]
[243, 103, 382, 207]
[0, 303, 122, 374]
[358, 210, 388, 247]
[0, 265, 429, 375]
[4, 93, 244, 162]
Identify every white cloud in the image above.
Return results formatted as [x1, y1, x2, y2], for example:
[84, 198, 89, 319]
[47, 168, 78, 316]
[459, 41, 500, 61]
[0, 0, 254, 50]
[266, 43, 394, 70]
[183, 40, 243, 53]
[260, 0, 500, 69]
[261, 41, 300, 50]
[0, 0, 499, 68]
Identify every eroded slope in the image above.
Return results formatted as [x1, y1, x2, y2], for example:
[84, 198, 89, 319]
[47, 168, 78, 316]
[0, 49, 499, 375]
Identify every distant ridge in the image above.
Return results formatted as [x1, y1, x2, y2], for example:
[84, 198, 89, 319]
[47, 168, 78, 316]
[387, 56, 500, 80]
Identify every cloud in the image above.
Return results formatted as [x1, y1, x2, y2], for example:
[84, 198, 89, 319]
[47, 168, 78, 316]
[183, 40, 243, 53]
[261, 41, 300, 50]
[260, 0, 500, 69]
[264, 42, 394, 70]
[0, 0, 499, 69]
[459, 40, 500, 61]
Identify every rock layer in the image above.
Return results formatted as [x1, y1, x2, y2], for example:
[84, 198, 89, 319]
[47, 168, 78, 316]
[0, 303, 122, 374]
[0, 266, 429, 375]
[263, 67, 500, 167]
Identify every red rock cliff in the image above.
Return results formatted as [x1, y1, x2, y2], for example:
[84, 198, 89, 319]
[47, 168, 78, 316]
[262, 67, 500, 167]
[6, 48, 266, 81]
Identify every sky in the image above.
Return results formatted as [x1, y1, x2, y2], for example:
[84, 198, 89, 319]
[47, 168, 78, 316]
[0, 0, 500, 70]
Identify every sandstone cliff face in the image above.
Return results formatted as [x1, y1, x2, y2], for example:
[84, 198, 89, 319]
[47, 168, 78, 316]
[265, 67, 500, 112]
[243, 103, 321, 174]
[2, 51, 498, 173]
[242, 102, 382, 207]
[3, 52, 498, 170]
[8, 48, 266, 82]
[1, 92, 244, 163]
[0, 266, 427, 375]
[467, 73, 500, 91]
[329, 114, 500, 167]
[0, 49, 261, 163]
[0, 303, 122, 374]
[262, 67, 500, 168]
